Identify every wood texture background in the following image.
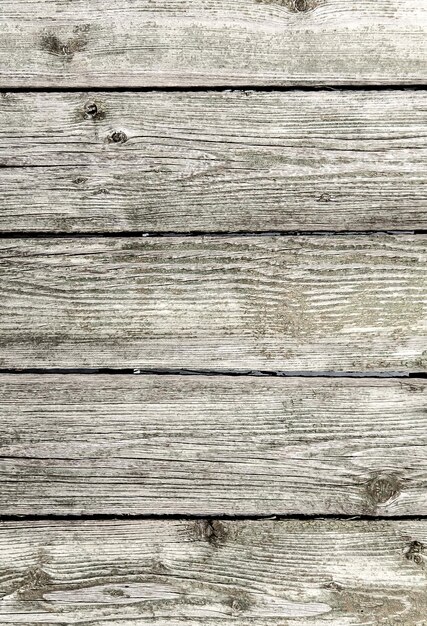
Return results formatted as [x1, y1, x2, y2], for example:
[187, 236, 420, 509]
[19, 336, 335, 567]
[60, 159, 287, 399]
[1, 0, 427, 621]
[1, 90, 426, 232]
[0, 374, 426, 515]
[0, 236, 425, 371]
[1, 0, 426, 87]
[1, 519, 427, 625]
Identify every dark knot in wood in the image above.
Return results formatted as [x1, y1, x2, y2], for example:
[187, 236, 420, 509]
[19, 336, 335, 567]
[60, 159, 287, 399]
[84, 102, 98, 119]
[108, 130, 128, 144]
[366, 474, 401, 505]
[193, 520, 228, 546]
[255, 0, 315, 12]
[293, 0, 311, 11]
[318, 193, 332, 203]
[72, 176, 88, 185]
[405, 540, 425, 565]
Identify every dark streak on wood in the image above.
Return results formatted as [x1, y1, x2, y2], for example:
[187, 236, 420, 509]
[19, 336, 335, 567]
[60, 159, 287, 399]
[39, 25, 90, 60]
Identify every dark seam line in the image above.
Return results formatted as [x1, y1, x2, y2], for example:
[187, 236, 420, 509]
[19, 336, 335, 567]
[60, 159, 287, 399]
[0, 164, 84, 169]
[1, 85, 427, 93]
[0, 513, 426, 522]
[0, 368, 425, 378]
[0, 230, 426, 239]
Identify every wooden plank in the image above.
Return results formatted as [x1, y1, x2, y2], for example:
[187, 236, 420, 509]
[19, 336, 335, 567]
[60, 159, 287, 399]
[0, 235, 426, 372]
[0, 519, 427, 624]
[1, 91, 427, 233]
[1, 374, 427, 515]
[0, 0, 426, 87]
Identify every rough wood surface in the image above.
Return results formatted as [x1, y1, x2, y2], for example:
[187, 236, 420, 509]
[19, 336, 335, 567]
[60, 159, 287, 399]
[0, 235, 426, 371]
[1, 0, 426, 87]
[1, 374, 427, 515]
[1, 519, 427, 624]
[1, 91, 427, 232]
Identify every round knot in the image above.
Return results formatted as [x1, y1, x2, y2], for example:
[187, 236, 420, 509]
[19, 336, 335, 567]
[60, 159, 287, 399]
[84, 102, 98, 119]
[109, 130, 128, 144]
[366, 474, 401, 505]
[293, 0, 311, 11]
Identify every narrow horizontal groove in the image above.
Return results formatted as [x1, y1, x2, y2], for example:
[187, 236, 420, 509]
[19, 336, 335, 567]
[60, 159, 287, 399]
[1, 84, 427, 93]
[0, 164, 84, 169]
[0, 230, 426, 239]
[0, 367, 423, 378]
[0, 513, 426, 523]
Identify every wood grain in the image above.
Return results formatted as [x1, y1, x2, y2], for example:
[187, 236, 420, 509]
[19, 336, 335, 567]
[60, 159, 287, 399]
[0, 519, 427, 624]
[1, 91, 427, 232]
[0, 0, 426, 87]
[0, 235, 426, 371]
[1, 374, 427, 515]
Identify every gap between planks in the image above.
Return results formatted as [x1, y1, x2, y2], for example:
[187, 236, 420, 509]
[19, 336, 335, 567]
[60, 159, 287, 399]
[0, 368, 424, 377]
[1, 231, 427, 239]
[0, 513, 427, 522]
[1, 85, 427, 93]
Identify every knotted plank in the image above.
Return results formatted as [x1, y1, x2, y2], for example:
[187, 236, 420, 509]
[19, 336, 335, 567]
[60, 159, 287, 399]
[0, 519, 426, 624]
[1, 91, 426, 232]
[0, 375, 426, 515]
[0, 235, 426, 371]
[0, 0, 426, 87]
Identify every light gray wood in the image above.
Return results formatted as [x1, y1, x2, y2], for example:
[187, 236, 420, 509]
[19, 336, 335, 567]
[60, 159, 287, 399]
[1, 374, 427, 515]
[0, 519, 427, 624]
[0, 235, 426, 371]
[0, 0, 426, 87]
[1, 90, 427, 232]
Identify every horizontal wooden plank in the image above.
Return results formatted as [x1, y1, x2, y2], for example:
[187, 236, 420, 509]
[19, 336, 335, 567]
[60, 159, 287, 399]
[1, 519, 427, 624]
[1, 375, 427, 515]
[0, 235, 426, 371]
[1, 1, 426, 87]
[1, 91, 427, 232]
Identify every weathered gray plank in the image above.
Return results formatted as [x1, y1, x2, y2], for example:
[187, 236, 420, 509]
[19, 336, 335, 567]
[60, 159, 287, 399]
[0, 519, 427, 624]
[1, 374, 427, 515]
[0, 236, 426, 371]
[1, 91, 427, 232]
[0, 0, 426, 87]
